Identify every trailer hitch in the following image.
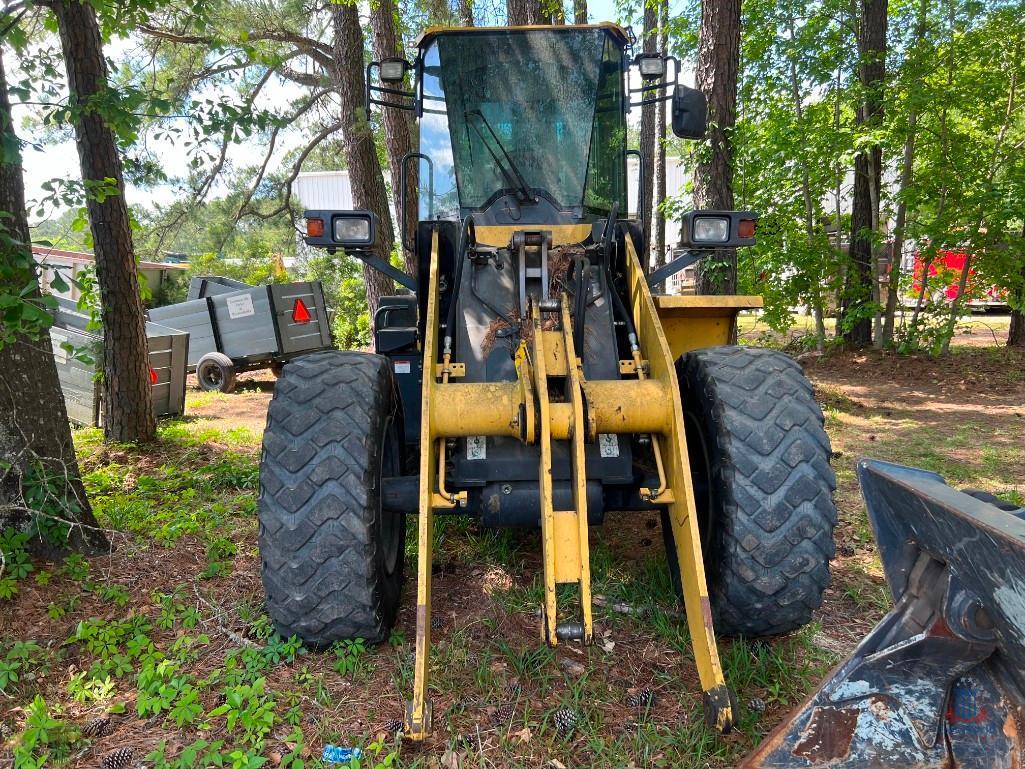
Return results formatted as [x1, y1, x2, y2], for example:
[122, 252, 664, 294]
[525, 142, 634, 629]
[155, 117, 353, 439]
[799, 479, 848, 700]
[742, 459, 1025, 769]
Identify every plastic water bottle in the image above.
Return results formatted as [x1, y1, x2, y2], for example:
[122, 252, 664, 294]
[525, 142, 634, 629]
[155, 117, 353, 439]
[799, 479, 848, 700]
[322, 745, 364, 764]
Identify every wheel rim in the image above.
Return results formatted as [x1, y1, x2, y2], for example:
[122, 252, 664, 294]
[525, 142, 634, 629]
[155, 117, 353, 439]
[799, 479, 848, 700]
[201, 364, 223, 389]
[683, 411, 716, 555]
[380, 417, 402, 576]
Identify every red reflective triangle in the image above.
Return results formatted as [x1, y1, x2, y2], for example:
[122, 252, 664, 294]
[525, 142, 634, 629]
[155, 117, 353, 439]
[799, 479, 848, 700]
[148, 366, 158, 385]
[292, 298, 312, 324]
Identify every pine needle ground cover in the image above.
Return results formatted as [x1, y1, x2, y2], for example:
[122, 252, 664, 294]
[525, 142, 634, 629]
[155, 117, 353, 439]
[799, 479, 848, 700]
[2, 347, 1024, 768]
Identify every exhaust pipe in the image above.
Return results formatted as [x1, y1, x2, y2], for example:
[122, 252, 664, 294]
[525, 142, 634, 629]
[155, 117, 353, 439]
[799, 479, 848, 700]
[741, 458, 1025, 769]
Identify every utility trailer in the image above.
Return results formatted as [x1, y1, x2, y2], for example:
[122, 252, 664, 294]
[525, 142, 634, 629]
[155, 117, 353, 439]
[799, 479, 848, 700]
[147, 277, 334, 393]
[49, 298, 189, 427]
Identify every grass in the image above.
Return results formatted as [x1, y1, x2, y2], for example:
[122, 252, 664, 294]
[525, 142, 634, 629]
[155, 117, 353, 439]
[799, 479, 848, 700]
[3, 346, 1023, 768]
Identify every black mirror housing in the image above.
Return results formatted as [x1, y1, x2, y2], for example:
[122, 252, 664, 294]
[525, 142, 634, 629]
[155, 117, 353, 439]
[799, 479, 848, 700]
[672, 85, 707, 139]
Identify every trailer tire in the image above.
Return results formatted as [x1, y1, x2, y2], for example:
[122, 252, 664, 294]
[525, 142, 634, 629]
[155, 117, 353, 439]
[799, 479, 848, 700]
[258, 351, 405, 646]
[666, 346, 836, 637]
[197, 352, 237, 394]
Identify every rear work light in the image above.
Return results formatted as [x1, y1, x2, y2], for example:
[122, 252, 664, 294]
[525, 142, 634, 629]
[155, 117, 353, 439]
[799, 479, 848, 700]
[738, 219, 757, 239]
[292, 298, 312, 324]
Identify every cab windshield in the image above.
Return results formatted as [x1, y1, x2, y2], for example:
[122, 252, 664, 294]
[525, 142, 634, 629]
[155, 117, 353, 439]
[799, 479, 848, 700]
[419, 28, 627, 220]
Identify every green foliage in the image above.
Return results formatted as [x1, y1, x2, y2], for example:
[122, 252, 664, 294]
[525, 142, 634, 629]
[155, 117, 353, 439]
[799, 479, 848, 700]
[332, 638, 373, 680]
[10, 696, 73, 769]
[208, 677, 277, 748]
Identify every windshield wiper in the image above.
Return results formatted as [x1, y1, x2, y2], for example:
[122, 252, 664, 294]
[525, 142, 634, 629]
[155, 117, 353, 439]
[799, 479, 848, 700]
[465, 110, 536, 204]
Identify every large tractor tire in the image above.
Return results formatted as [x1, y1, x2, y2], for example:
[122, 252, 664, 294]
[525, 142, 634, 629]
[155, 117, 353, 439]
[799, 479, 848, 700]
[258, 351, 405, 645]
[665, 346, 836, 637]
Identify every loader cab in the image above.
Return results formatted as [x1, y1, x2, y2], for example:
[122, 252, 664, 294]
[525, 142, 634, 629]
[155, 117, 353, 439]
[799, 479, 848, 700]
[416, 26, 629, 226]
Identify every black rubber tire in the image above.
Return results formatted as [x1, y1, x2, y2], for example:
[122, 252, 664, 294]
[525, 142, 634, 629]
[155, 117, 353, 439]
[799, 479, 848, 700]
[258, 351, 405, 645]
[665, 346, 837, 637]
[197, 352, 237, 394]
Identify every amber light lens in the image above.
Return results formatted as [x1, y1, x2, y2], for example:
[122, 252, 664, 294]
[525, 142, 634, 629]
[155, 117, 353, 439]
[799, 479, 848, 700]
[306, 218, 325, 238]
[738, 219, 757, 239]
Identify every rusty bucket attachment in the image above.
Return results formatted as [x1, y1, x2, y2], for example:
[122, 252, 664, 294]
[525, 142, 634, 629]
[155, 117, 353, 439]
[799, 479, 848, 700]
[741, 458, 1025, 769]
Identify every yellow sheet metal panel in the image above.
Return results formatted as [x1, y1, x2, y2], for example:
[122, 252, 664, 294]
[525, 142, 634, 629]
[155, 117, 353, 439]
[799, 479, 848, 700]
[552, 510, 583, 583]
[532, 313, 560, 645]
[624, 233, 732, 727]
[654, 295, 763, 360]
[406, 230, 442, 741]
[560, 300, 593, 644]
[415, 22, 632, 47]
[475, 224, 592, 248]
[542, 330, 567, 376]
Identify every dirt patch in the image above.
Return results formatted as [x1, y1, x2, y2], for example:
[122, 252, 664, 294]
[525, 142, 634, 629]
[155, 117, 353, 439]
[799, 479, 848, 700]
[184, 371, 274, 436]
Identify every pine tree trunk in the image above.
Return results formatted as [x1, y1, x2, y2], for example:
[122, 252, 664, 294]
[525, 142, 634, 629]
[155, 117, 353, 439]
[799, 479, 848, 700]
[654, 0, 668, 271]
[693, 0, 740, 294]
[573, 0, 587, 23]
[638, 0, 658, 273]
[1010, 225, 1025, 348]
[841, 0, 887, 348]
[371, 0, 419, 278]
[1010, 307, 1025, 347]
[332, 3, 398, 321]
[0, 51, 106, 553]
[52, 0, 155, 443]
[459, 0, 474, 26]
[508, 0, 530, 24]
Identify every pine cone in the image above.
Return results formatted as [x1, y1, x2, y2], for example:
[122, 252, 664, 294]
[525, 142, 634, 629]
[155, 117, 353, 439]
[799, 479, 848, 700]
[83, 717, 110, 738]
[491, 702, 515, 725]
[625, 688, 656, 709]
[748, 697, 767, 715]
[553, 707, 577, 735]
[431, 615, 443, 630]
[384, 718, 403, 733]
[101, 746, 133, 769]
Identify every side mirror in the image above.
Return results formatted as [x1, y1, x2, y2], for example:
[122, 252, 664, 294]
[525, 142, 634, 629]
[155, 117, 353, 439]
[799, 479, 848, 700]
[672, 85, 707, 140]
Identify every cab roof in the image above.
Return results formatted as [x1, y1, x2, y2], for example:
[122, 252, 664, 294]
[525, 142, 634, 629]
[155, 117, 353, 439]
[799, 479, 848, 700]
[414, 23, 633, 50]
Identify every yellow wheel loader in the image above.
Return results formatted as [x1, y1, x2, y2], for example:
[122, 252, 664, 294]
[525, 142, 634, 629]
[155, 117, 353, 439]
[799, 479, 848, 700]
[255, 23, 1025, 764]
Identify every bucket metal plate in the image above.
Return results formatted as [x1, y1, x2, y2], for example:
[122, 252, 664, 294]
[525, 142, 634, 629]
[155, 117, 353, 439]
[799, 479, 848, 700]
[741, 459, 1025, 769]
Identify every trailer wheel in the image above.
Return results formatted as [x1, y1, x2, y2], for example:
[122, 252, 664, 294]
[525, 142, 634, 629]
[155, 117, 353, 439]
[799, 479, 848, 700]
[665, 346, 836, 637]
[258, 351, 405, 645]
[197, 352, 237, 394]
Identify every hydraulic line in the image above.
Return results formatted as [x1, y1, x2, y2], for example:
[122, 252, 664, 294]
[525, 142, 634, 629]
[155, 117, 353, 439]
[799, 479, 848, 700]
[443, 214, 475, 359]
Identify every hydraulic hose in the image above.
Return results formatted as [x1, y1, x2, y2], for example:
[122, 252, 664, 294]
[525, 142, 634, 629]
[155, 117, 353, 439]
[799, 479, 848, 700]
[599, 203, 640, 353]
[443, 214, 475, 357]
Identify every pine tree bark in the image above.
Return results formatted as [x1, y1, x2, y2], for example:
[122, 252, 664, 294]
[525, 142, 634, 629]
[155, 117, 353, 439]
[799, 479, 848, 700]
[332, 3, 398, 320]
[52, 0, 156, 443]
[638, 0, 658, 273]
[0, 51, 106, 553]
[841, 0, 887, 348]
[508, 0, 544, 24]
[573, 0, 587, 23]
[1011, 224, 1025, 348]
[459, 0, 474, 26]
[371, 0, 418, 278]
[693, 0, 740, 294]
[654, 0, 668, 271]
